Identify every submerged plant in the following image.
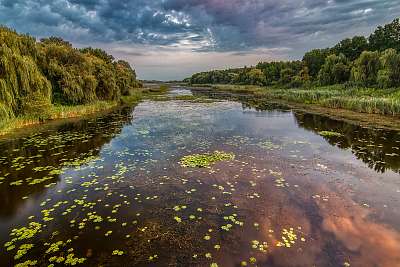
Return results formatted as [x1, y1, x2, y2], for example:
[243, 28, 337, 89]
[179, 151, 235, 168]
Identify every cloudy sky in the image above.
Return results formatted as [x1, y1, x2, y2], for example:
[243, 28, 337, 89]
[1, 0, 399, 80]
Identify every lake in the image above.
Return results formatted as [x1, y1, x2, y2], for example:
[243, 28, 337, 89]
[1, 87, 400, 267]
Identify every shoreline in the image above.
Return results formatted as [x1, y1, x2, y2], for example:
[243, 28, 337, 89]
[3, 83, 400, 137]
[188, 84, 400, 131]
[0, 87, 168, 138]
[0, 101, 120, 137]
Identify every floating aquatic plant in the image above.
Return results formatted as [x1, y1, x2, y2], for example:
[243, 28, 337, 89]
[112, 250, 124, 256]
[179, 151, 235, 168]
[318, 131, 343, 137]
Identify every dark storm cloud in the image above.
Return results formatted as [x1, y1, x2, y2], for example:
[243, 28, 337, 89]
[1, 0, 399, 80]
[1, 0, 399, 52]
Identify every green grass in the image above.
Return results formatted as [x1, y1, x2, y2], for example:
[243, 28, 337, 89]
[120, 90, 143, 105]
[0, 85, 175, 136]
[0, 85, 178, 136]
[0, 101, 119, 136]
[200, 84, 400, 116]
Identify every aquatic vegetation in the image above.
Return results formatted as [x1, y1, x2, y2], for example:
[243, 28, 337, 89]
[45, 241, 64, 254]
[10, 222, 42, 241]
[251, 240, 268, 253]
[14, 244, 34, 260]
[258, 140, 281, 150]
[179, 151, 235, 168]
[64, 253, 86, 265]
[174, 216, 182, 223]
[14, 260, 38, 267]
[148, 254, 158, 261]
[112, 250, 124, 256]
[276, 228, 302, 248]
[319, 131, 343, 137]
[249, 257, 257, 264]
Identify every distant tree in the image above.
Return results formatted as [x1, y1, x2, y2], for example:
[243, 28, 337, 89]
[332, 36, 369, 61]
[291, 66, 311, 87]
[318, 54, 350, 85]
[256, 61, 302, 85]
[299, 66, 311, 82]
[242, 68, 266, 86]
[280, 68, 295, 85]
[302, 48, 331, 79]
[351, 51, 381, 86]
[369, 18, 400, 52]
[378, 49, 400, 88]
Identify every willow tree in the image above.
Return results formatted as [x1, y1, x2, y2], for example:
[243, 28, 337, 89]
[0, 28, 51, 121]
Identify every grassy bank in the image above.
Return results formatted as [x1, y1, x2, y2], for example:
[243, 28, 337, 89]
[0, 101, 118, 136]
[197, 84, 400, 116]
[0, 86, 171, 136]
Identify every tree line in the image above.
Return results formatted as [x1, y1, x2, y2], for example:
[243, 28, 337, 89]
[188, 18, 400, 89]
[0, 27, 142, 121]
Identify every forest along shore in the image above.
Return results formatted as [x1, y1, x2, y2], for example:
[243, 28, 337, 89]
[186, 18, 400, 120]
[0, 26, 144, 136]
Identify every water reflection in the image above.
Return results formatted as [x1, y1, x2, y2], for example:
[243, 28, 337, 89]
[0, 107, 133, 218]
[193, 89, 400, 174]
[294, 112, 400, 174]
[0, 92, 399, 267]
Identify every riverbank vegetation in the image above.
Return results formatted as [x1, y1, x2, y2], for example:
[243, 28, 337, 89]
[200, 84, 400, 116]
[187, 18, 400, 115]
[0, 26, 143, 134]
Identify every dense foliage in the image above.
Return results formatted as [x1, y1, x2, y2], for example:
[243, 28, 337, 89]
[188, 18, 400, 89]
[0, 26, 141, 122]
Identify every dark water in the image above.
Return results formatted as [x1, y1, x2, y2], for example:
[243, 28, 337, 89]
[1, 87, 400, 267]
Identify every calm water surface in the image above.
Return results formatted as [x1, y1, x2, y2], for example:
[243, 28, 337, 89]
[1, 87, 400, 267]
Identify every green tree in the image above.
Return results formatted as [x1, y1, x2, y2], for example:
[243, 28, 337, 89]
[280, 68, 295, 85]
[332, 36, 369, 61]
[40, 36, 72, 47]
[0, 28, 52, 120]
[0, 26, 141, 125]
[378, 49, 400, 88]
[80, 47, 115, 64]
[318, 54, 350, 85]
[369, 18, 400, 52]
[245, 68, 267, 85]
[302, 49, 331, 79]
[292, 66, 311, 87]
[351, 51, 381, 86]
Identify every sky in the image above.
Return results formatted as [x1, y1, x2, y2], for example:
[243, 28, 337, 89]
[0, 0, 399, 81]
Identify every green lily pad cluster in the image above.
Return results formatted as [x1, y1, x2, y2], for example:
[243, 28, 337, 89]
[179, 151, 235, 168]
